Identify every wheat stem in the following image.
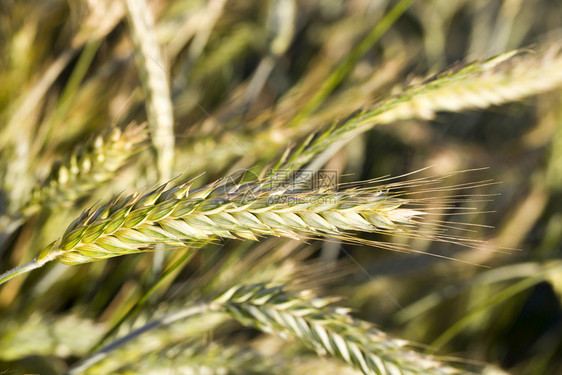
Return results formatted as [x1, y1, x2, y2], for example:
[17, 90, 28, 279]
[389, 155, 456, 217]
[90, 250, 197, 352]
[0, 248, 62, 286]
[66, 303, 209, 375]
[287, 0, 415, 128]
[0, 259, 42, 285]
[125, 0, 174, 181]
[430, 273, 546, 351]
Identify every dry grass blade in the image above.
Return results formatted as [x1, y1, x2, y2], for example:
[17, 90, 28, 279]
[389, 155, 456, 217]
[212, 283, 467, 375]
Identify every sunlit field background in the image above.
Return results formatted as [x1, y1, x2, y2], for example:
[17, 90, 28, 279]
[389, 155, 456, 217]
[1, 0, 562, 374]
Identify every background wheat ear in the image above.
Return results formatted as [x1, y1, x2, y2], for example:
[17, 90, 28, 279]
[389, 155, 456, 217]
[23, 123, 147, 217]
[212, 283, 467, 375]
[67, 282, 468, 375]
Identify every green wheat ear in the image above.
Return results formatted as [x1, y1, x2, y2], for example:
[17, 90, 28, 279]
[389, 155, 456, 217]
[213, 283, 467, 374]
[23, 123, 147, 217]
[33, 172, 469, 266]
[68, 282, 470, 374]
[29, 168, 490, 271]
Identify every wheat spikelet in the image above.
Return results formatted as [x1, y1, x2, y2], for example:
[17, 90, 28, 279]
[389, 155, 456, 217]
[24, 124, 147, 217]
[212, 283, 466, 375]
[34, 171, 478, 266]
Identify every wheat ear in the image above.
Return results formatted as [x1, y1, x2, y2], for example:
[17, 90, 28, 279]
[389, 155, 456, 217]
[215, 283, 466, 375]
[34, 179, 430, 266]
[0, 171, 484, 284]
[23, 124, 147, 217]
[0, 169, 486, 285]
[69, 283, 466, 375]
[175, 43, 562, 177]
[275, 43, 562, 171]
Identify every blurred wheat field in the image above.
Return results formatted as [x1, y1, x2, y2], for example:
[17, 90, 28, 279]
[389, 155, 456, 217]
[1, 0, 562, 374]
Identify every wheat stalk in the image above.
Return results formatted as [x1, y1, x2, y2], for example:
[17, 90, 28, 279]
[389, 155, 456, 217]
[214, 283, 466, 375]
[287, 0, 415, 128]
[125, 0, 175, 181]
[23, 124, 147, 217]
